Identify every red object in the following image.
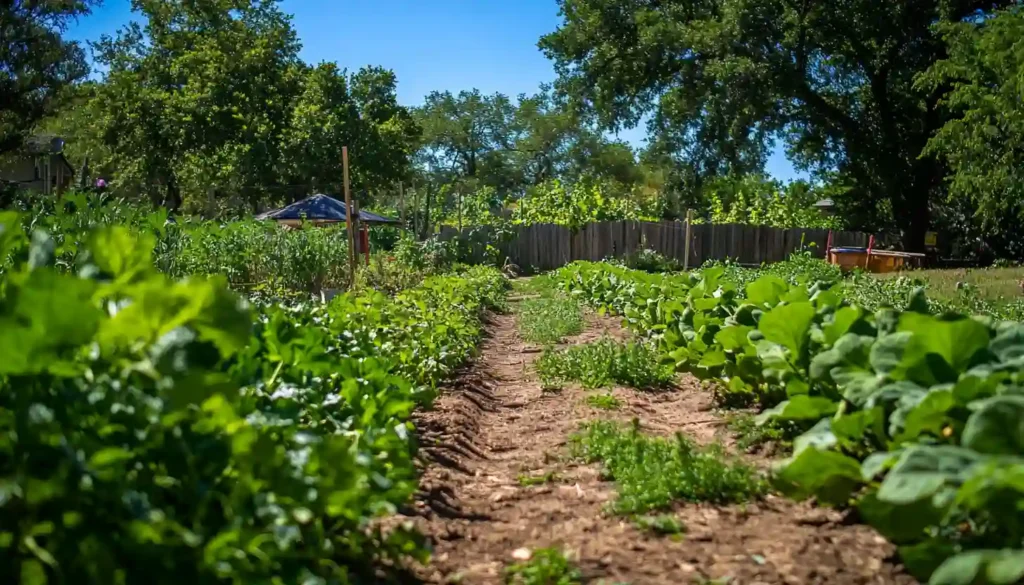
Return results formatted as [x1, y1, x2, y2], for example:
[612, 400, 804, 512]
[360, 226, 370, 266]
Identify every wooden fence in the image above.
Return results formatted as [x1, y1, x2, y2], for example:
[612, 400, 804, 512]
[439, 221, 871, 272]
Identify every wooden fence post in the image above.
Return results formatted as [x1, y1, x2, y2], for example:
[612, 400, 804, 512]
[683, 209, 693, 271]
[398, 181, 405, 226]
[342, 146, 356, 288]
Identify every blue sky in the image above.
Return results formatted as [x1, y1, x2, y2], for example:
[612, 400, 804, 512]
[67, 0, 801, 180]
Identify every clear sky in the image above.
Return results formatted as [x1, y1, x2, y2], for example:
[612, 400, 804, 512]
[66, 0, 802, 181]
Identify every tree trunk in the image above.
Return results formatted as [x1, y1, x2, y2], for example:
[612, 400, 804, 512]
[898, 184, 931, 253]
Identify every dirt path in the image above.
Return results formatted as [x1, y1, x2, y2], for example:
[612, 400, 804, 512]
[408, 305, 916, 585]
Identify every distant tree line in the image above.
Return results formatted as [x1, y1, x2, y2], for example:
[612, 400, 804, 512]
[3, 0, 1024, 260]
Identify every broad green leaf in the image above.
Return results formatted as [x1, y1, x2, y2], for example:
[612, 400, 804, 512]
[961, 395, 1024, 455]
[900, 539, 957, 582]
[929, 550, 1024, 585]
[758, 301, 816, 356]
[823, 306, 863, 345]
[0, 270, 101, 375]
[774, 447, 863, 505]
[88, 227, 155, 282]
[895, 388, 955, 444]
[792, 418, 836, 454]
[810, 333, 874, 381]
[870, 331, 912, 376]
[877, 446, 981, 507]
[859, 491, 940, 543]
[893, 313, 991, 385]
[990, 324, 1024, 362]
[714, 325, 753, 351]
[745, 275, 788, 307]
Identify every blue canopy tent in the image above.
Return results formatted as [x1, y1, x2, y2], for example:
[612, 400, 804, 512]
[257, 194, 402, 263]
[256, 193, 400, 225]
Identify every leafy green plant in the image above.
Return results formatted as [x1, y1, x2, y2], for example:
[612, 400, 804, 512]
[726, 414, 791, 452]
[504, 547, 582, 585]
[536, 339, 674, 390]
[617, 248, 683, 273]
[519, 295, 584, 345]
[633, 514, 686, 536]
[586, 393, 622, 410]
[554, 259, 1024, 584]
[0, 214, 508, 584]
[571, 420, 768, 514]
[518, 471, 560, 487]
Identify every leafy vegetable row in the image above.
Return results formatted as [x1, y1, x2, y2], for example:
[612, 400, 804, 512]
[0, 216, 506, 585]
[554, 261, 1024, 585]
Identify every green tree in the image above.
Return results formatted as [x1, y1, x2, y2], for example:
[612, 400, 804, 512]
[0, 0, 94, 155]
[92, 0, 304, 210]
[918, 7, 1024, 246]
[280, 64, 419, 196]
[539, 0, 1017, 250]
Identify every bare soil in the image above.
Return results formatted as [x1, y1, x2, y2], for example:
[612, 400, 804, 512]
[407, 305, 917, 585]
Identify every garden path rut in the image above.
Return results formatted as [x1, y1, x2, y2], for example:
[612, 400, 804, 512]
[407, 305, 917, 585]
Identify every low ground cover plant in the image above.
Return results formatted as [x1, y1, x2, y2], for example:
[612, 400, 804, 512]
[570, 420, 768, 514]
[504, 547, 582, 585]
[536, 339, 673, 390]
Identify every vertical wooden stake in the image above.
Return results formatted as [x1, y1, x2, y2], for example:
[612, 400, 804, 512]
[412, 183, 420, 237]
[398, 182, 406, 226]
[342, 146, 356, 288]
[457, 186, 463, 232]
[683, 209, 693, 272]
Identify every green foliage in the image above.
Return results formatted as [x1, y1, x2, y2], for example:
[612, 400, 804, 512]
[518, 471, 560, 487]
[504, 547, 582, 585]
[168, 219, 351, 294]
[518, 288, 584, 345]
[0, 1, 93, 154]
[63, 0, 418, 210]
[918, 8, 1024, 243]
[540, 0, 1019, 248]
[392, 232, 458, 273]
[554, 259, 1024, 583]
[706, 175, 844, 230]
[517, 179, 660, 231]
[633, 514, 686, 537]
[0, 213, 507, 583]
[536, 339, 673, 390]
[726, 414, 791, 452]
[617, 248, 683, 273]
[571, 420, 768, 514]
[585, 393, 622, 410]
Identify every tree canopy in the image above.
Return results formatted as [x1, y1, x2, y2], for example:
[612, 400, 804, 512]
[0, 0, 94, 155]
[919, 7, 1024, 237]
[539, 0, 1018, 249]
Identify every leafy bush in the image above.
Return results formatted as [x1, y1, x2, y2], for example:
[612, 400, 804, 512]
[571, 420, 768, 514]
[516, 178, 660, 231]
[392, 232, 457, 272]
[554, 259, 1024, 584]
[536, 339, 674, 390]
[0, 214, 507, 584]
[619, 247, 683, 273]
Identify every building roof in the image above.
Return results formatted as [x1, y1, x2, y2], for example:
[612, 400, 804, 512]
[256, 193, 400, 225]
[24, 135, 66, 155]
[814, 198, 835, 208]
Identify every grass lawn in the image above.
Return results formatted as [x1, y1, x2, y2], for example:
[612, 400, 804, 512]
[875, 266, 1024, 303]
